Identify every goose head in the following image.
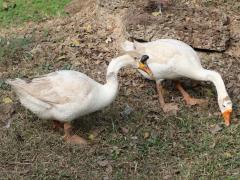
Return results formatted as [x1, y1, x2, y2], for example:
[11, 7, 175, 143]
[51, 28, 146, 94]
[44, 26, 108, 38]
[218, 96, 232, 126]
[138, 55, 153, 76]
[106, 53, 153, 80]
[126, 52, 153, 77]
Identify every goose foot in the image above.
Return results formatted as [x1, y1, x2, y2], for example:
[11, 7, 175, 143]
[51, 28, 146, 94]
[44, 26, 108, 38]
[175, 81, 208, 106]
[63, 122, 87, 145]
[156, 80, 179, 115]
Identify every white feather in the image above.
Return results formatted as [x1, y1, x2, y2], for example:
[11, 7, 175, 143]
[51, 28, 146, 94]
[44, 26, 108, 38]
[121, 39, 232, 113]
[7, 55, 137, 122]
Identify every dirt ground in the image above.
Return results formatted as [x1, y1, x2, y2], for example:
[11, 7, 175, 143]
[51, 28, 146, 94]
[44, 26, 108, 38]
[0, 0, 239, 179]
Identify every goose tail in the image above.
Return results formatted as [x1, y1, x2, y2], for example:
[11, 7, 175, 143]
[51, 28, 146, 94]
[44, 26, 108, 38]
[6, 78, 27, 88]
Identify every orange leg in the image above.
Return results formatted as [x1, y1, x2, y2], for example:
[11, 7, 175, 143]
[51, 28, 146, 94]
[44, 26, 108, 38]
[63, 122, 87, 145]
[156, 80, 179, 114]
[175, 81, 208, 106]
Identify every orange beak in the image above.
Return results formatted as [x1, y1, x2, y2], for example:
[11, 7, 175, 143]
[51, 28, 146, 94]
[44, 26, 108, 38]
[139, 63, 153, 77]
[222, 108, 232, 126]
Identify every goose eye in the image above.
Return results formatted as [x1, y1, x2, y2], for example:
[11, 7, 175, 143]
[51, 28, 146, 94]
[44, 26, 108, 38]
[140, 55, 149, 64]
[222, 101, 228, 107]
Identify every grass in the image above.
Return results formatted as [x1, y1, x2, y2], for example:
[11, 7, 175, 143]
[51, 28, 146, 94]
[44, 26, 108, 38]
[0, 0, 240, 179]
[1, 45, 239, 179]
[0, 0, 71, 27]
[0, 36, 33, 64]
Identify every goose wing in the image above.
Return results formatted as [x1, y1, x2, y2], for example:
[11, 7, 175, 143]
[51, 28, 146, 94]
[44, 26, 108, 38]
[7, 71, 98, 107]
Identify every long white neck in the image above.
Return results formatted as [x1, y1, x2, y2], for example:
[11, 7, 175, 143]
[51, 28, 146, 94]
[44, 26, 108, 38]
[97, 55, 135, 108]
[106, 54, 134, 76]
[202, 69, 229, 99]
[105, 54, 135, 87]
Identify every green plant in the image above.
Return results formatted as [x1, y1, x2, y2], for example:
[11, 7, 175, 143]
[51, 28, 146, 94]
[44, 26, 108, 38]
[0, 36, 33, 65]
[0, 0, 71, 27]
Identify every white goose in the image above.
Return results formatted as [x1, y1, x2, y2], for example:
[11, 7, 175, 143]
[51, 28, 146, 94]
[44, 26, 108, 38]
[122, 39, 232, 126]
[7, 53, 152, 144]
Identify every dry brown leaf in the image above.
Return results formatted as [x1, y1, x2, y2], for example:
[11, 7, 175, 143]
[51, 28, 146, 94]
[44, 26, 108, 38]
[210, 124, 222, 134]
[144, 132, 150, 139]
[224, 152, 232, 158]
[70, 39, 80, 47]
[0, 103, 15, 128]
[210, 141, 216, 149]
[120, 127, 129, 134]
[57, 55, 67, 61]
[152, 12, 161, 16]
[97, 160, 109, 167]
[88, 128, 104, 140]
[2, 97, 13, 104]
[106, 165, 113, 174]
[88, 134, 95, 140]
[83, 24, 92, 32]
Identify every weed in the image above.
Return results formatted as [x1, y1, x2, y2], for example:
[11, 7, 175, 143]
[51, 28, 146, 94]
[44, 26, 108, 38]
[0, 36, 33, 65]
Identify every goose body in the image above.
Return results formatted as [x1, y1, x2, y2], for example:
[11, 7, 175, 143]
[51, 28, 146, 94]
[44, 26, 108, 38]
[122, 39, 232, 125]
[7, 70, 114, 122]
[123, 39, 202, 80]
[7, 54, 152, 144]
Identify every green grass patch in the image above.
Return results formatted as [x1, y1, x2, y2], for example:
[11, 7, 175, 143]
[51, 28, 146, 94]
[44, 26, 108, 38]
[0, 0, 71, 27]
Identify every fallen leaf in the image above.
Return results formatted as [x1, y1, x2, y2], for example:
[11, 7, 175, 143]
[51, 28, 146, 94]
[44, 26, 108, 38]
[0, 103, 14, 114]
[88, 134, 95, 140]
[3, 97, 13, 104]
[106, 165, 113, 174]
[210, 141, 216, 149]
[111, 146, 121, 156]
[226, 82, 233, 89]
[84, 24, 92, 32]
[88, 128, 104, 140]
[120, 127, 129, 134]
[210, 124, 222, 134]
[70, 39, 80, 47]
[30, 45, 42, 55]
[131, 136, 138, 140]
[103, 177, 109, 180]
[152, 12, 161, 16]
[224, 152, 232, 158]
[2, 1, 16, 11]
[97, 160, 109, 167]
[2, 2, 9, 10]
[163, 175, 172, 180]
[0, 103, 15, 128]
[57, 55, 67, 61]
[144, 132, 150, 139]
[4, 118, 13, 129]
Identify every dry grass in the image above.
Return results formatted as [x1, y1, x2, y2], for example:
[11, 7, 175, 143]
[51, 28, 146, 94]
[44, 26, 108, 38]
[0, 0, 239, 179]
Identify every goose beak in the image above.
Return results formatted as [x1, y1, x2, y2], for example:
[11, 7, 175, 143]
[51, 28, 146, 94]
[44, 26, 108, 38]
[138, 62, 153, 77]
[222, 108, 232, 126]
